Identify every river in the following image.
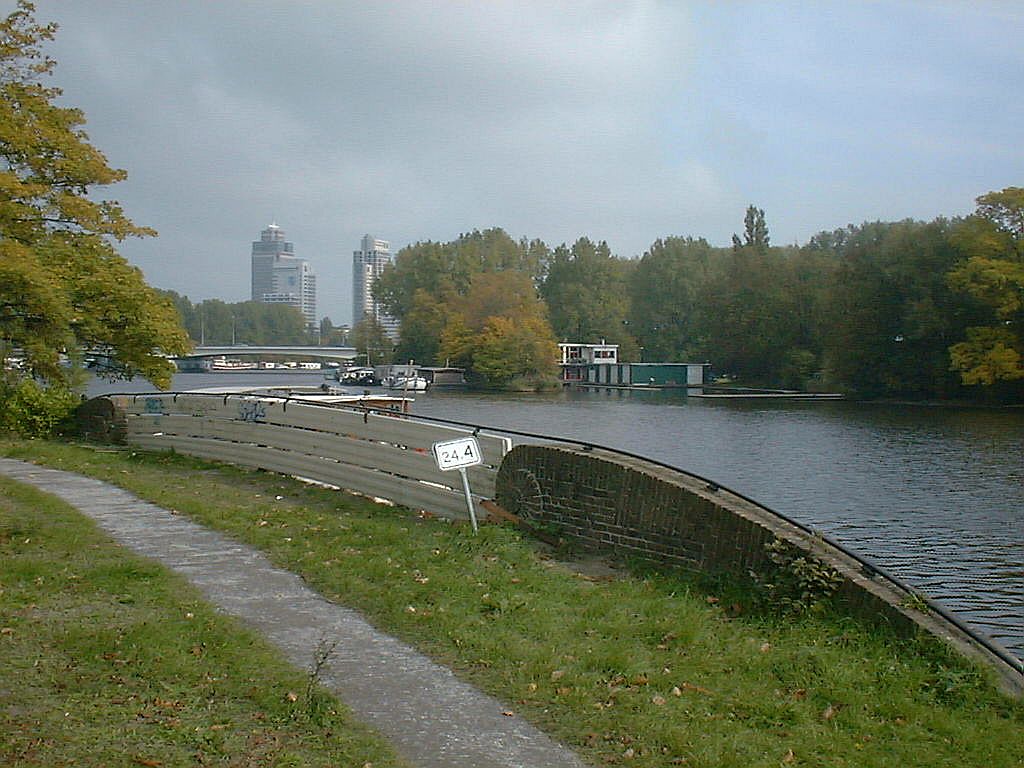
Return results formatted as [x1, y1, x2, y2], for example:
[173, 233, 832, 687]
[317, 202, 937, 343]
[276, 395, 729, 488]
[88, 372, 1024, 661]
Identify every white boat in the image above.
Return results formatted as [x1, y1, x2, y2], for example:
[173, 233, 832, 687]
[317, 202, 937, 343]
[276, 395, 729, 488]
[382, 375, 430, 392]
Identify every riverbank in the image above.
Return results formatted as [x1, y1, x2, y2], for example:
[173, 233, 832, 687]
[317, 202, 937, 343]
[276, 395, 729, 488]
[3, 438, 1022, 767]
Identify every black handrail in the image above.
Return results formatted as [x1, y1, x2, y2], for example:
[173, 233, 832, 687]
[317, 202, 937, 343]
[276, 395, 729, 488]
[115, 390, 1024, 675]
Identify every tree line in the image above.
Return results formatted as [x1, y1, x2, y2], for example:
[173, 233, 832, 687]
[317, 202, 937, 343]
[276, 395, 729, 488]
[2, 0, 1022, 440]
[159, 291, 327, 347]
[371, 192, 1023, 400]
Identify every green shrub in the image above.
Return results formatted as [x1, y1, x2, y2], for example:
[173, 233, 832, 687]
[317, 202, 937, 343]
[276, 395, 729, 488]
[0, 378, 79, 438]
[756, 537, 844, 613]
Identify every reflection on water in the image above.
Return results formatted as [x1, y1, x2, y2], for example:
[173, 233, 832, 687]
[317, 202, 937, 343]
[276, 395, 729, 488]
[89, 374, 1024, 660]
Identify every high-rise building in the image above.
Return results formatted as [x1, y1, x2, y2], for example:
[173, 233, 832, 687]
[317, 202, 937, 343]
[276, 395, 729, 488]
[250, 223, 317, 329]
[352, 234, 399, 339]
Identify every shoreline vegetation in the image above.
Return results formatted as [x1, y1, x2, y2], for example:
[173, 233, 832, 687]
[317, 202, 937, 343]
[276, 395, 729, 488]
[3, 439, 1022, 767]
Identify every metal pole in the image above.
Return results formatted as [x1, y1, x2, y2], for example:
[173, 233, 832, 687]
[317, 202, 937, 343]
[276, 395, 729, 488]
[458, 468, 478, 533]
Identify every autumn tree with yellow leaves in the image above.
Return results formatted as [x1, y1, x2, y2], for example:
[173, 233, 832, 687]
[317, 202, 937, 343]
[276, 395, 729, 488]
[0, 1, 189, 422]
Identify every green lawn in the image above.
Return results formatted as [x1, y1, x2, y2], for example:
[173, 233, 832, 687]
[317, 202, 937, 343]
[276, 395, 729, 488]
[3, 438, 1023, 767]
[0, 473, 406, 767]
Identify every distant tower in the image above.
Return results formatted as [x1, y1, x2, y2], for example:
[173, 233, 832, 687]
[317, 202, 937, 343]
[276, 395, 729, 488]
[352, 234, 398, 339]
[250, 223, 317, 329]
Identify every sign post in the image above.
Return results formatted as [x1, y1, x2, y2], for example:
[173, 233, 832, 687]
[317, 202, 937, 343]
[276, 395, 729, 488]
[432, 435, 483, 532]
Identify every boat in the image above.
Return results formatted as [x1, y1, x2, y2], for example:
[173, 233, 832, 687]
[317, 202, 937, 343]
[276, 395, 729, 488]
[337, 366, 379, 386]
[209, 356, 258, 371]
[382, 375, 430, 392]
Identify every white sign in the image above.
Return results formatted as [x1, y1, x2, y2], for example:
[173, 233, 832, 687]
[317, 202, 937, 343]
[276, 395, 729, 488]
[432, 436, 483, 471]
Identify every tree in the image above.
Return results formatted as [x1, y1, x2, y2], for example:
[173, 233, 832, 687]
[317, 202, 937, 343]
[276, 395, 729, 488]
[731, 205, 770, 251]
[350, 316, 394, 366]
[374, 229, 558, 385]
[703, 207, 804, 383]
[0, 2, 189, 393]
[947, 187, 1024, 388]
[540, 238, 637, 357]
[824, 219, 967, 397]
[627, 236, 714, 362]
[470, 315, 559, 388]
[393, 288, 449, 364]
[437, 271, 559, 387]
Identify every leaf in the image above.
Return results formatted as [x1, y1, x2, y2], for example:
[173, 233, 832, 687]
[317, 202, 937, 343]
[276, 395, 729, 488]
[679, 681, 712, 695]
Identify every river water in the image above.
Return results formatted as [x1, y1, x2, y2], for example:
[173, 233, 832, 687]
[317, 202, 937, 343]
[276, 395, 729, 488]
[88, 372, 1024, 661]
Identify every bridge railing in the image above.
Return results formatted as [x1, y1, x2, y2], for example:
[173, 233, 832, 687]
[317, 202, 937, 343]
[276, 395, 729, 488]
[111, 392, 510, 519]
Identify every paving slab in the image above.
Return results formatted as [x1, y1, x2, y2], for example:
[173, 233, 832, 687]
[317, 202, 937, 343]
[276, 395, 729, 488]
[0, 458, 591, 768]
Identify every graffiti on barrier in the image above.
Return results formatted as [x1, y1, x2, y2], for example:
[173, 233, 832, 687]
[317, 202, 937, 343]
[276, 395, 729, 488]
[237, 400, 267, 423]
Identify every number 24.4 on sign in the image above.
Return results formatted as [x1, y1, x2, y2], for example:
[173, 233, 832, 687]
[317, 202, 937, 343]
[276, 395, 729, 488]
[432, 437, 482, 471]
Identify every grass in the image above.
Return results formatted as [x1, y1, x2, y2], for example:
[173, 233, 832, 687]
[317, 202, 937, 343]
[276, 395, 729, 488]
[3, 437, 1024, 767]
[0, 473, 406, 767]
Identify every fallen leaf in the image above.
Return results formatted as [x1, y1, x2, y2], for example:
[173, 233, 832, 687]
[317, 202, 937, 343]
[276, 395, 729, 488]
[822, 703, 840, 721]
[652, 695, 666, 706]
[286, 691, 298, 702]
[782, 748, 796, 764]
[792, 688, 807, 700]
[133, 758, 162, 767]
[759, 642, 772, 653]
[671, 686, 683, 697]
[679, 681, 712, 695]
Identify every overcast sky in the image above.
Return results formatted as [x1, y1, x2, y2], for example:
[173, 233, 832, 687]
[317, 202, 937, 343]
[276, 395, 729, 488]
[20, 1, 1024, 323]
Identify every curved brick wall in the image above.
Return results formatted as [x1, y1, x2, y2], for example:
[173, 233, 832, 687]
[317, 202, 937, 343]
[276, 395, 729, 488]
[495, 443, 1023, 696]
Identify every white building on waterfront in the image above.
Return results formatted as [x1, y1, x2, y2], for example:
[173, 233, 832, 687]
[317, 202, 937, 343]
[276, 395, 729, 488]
[352, 234, 399, 339]
[250, 223, 317, 329]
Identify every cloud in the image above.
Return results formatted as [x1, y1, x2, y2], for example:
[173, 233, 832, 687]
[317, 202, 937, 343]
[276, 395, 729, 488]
[21, 0, 1024, 322]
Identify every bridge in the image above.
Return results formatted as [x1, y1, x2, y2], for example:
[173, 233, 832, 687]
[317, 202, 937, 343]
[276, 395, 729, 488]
[179, 345, 359, 363]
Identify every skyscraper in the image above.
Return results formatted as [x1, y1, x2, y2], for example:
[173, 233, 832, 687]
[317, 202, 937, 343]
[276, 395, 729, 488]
[250, 223, 317, 329]
[352, 234, 398, 339]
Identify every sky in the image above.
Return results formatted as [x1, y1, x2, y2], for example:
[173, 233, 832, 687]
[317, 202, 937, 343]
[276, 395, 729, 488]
[17, 1, 1024, 324]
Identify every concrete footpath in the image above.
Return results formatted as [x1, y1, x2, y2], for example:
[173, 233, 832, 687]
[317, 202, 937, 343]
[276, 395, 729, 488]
[0, 458, 590, 768]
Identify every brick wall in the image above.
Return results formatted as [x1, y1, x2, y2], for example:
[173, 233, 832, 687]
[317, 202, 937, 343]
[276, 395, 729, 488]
[495, 443, 1023, 695]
